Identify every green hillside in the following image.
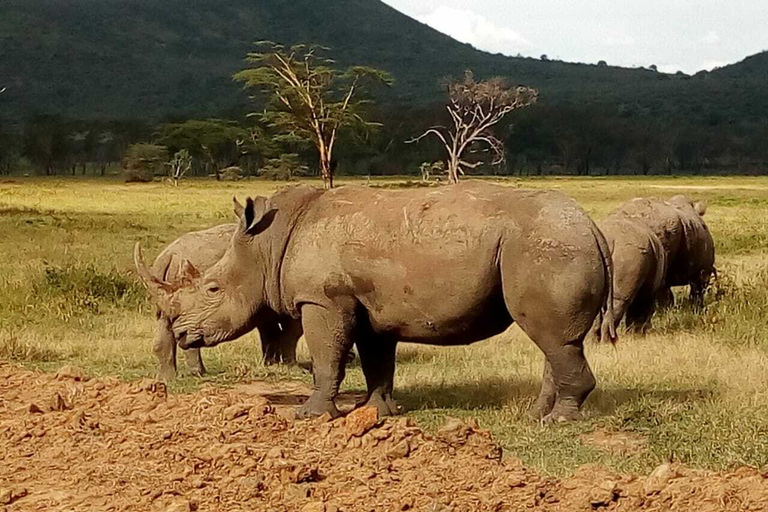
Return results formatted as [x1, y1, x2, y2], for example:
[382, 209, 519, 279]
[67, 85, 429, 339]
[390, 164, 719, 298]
[3, 0, 757, 122]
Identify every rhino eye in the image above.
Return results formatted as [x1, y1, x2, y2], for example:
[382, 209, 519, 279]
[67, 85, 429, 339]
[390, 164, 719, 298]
[205, 284, 221, 296]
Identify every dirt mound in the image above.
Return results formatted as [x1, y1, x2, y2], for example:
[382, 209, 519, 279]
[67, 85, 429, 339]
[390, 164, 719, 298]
[1, 364, 767, 512]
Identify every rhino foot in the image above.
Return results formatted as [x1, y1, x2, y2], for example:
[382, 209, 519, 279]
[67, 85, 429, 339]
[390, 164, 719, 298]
[360, 393, 401, 417]
[297, 395, 341, 420]
[540, 406, 583, 424]
[156, 365, 177, 382]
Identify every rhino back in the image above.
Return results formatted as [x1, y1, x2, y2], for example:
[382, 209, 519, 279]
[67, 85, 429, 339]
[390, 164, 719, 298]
[281, 181, 603, 342]
[151, 224, 236, 283]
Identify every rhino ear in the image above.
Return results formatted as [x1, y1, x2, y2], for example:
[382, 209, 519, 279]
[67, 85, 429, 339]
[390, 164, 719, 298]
[233, 196, 245, 220]
[240, 196, 275, 236]
[180, 259, 201, 286]
[694, 200, 707, 217]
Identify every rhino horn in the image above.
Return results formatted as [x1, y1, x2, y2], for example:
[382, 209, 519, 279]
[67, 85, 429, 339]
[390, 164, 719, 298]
[134, 242, 175, 313]
[232, 196, 245, 220]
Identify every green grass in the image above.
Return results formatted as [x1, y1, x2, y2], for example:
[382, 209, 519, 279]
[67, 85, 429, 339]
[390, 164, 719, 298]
[2, 175, 768, 476]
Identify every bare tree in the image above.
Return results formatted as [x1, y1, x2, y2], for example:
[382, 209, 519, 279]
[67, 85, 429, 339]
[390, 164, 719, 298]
[408, 71, 538, 184]
[166, 149, 192, 186]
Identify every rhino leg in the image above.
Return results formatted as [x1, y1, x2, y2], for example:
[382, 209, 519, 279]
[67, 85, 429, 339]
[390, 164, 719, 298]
[539, 343, 595, 423]
[356, 338, 399, 416]
[296, 304, 354, 419]
[258, 322, 283, 365]
[656, 287, 675, 309]
[154, 315, 178, 381]
[530, 360, 557, 420]
[278, 318, 303, 365]
[182, 348, 206, 376]
[625, 295, 656, 334]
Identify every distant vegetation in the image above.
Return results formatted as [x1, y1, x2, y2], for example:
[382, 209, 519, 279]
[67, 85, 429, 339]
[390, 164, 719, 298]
[1, 0, 767, 177]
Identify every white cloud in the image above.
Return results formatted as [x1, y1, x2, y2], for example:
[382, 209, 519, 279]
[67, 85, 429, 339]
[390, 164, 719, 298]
[657, 64, 683, 74]
[700, 59, 728, 71]
[699, 31, 721, 44]
[416, 6, 532, 56]
[601, 34, 636, 47]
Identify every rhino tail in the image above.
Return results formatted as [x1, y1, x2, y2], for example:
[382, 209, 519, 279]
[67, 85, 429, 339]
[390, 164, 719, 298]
[589, 220, 618, 344]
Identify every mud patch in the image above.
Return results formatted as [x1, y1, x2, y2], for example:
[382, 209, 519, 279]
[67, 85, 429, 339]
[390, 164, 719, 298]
[581, 429, 648, 455]
[1, 364, 767, 512]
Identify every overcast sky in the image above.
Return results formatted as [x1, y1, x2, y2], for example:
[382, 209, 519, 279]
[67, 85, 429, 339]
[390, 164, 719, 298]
[381, 0, 768, 74]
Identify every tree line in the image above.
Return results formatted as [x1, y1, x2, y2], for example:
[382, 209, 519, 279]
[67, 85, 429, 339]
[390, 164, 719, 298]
[2, 44, 767, 181]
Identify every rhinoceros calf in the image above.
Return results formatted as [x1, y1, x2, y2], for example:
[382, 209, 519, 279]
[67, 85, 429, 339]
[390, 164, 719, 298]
[145, 224, 302, 380]
[610, 195, 714, 307]
[598, 217, 667, 333]
[136, 182, 616, 422]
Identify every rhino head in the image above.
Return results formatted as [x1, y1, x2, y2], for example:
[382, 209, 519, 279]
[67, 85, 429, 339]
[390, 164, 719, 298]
[135, 196, 275, 349]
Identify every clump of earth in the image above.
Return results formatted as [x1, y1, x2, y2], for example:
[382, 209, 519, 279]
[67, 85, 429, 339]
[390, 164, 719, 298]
[1, 364, 766, 511]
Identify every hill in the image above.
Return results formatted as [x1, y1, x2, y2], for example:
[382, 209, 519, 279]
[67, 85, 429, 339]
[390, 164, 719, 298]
[1, 0, 748, 122]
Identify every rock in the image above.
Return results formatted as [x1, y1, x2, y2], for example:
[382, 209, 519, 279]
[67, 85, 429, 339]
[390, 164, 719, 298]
[49, 393, 70, 412]
[437, 417, 473, 445]
[223, 403, 252, 421]
[644, 463, 675, 495]
[28, 403, 43, 414]
[266, 446, 285, 459]
[345, 406, 379, 437]
[165, 499, 192, 512]
[589, 480, 619, 508]
[387, 439, 410, 460]
[55, 365, 88, 381]
[300, 502, 325, 512]
[0, 488, 27, 505]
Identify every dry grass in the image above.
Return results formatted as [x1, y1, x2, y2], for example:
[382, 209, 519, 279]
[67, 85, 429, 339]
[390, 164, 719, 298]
[2, 175, 768, 475]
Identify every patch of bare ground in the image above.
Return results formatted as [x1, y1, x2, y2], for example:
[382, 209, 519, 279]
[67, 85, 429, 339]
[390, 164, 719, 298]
[580, 429, 648, 456]
[1, 364, 767, 512]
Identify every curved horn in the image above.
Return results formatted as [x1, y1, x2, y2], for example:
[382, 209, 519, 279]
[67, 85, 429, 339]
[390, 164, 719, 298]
[134, 243, 174, 313]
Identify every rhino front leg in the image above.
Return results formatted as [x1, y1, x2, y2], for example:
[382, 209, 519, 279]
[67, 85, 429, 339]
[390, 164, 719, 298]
[297, 304, 354, 419]
[154, 315, 178, 381]
[182, 348, 206, 376]
[356, 338, 400, 416]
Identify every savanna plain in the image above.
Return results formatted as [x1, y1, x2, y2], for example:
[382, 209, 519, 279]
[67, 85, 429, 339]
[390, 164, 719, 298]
[2, 175, 768, 486]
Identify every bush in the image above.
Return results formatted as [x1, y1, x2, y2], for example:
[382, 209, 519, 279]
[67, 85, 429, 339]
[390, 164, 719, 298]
[220, 166, 243, 181]
[122, 143, 168, 183]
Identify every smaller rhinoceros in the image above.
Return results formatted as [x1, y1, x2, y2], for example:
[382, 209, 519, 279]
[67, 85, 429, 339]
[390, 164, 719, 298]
[610, 195, 714, 309]
[598, 217, 667, 333]
[138, 223, 302, 381]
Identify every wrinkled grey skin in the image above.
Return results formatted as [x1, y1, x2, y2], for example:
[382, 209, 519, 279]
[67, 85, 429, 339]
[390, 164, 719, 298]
[598, 217, 667, 333]
[610, 195, 715, 308]
[145, 224, 302, 381]
[142, 182, 616, 422]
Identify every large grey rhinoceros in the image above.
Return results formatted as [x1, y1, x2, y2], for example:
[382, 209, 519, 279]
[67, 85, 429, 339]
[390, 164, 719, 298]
[609, 195, 715, 307]
[598, 216, 667, 333]
[138, 223, 302, 381]
[135, 182, 617, 422]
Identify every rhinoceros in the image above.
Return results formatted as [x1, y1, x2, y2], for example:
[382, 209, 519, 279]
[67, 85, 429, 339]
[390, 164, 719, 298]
[610, 195, 715, 307]
[598, 217, 667, 333]
[135, 182, 616, 422]
[139, 223, 302, 381]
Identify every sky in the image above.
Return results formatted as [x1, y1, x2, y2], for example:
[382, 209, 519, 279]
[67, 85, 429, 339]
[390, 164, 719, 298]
[381, 0, 768, 74]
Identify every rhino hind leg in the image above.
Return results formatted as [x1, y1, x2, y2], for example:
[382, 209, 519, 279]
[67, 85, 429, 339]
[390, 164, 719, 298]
[296, 304, 355, 419]
[356, 338, 400, 416]
[530, 360, 557, 420]
[154, 315, 178, 381]
[625, 294, 656, 334]
[259, 323, 283, 365]
[534, 343, 595, 423]
[182, 348, 206, 376]
[278, 318, 303, 365]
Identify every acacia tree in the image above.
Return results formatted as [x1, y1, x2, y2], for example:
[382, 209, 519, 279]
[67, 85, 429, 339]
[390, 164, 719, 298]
[166, 149, 192, 186]
[409, 71, 538, 184]
[234, 42, 392, 189]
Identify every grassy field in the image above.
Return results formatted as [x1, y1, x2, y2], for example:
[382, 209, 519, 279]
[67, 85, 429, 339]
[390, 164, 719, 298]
[2, 175, 768, 476]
